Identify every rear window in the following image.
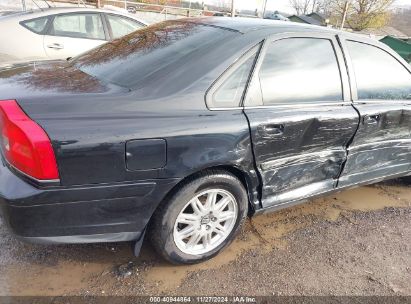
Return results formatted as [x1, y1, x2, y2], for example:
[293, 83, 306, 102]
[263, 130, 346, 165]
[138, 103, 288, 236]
[73, 20, 238, 90]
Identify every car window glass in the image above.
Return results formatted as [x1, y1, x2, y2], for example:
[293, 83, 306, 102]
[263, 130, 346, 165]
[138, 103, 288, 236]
[211, 51, 257, 108]
[347, 41, 411, 100]
[74, 21, 239, 91]
[259, 38, 342, 104]
[107, 14, 143, 39]
[22, 17, 48, 34]
[51, 13, 105, 40]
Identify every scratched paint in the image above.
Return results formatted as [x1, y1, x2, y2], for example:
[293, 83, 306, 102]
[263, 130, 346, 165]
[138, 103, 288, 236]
[245, 104, 359, 208]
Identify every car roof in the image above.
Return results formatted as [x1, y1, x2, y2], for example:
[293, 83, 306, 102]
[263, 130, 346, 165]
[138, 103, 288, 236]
[185, 17, 335, 33]
[0, 7, 148, 24]
[184, 17, 378, 43]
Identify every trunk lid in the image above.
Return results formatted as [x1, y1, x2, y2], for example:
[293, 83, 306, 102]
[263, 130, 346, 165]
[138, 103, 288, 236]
[0, 60, 127, 103]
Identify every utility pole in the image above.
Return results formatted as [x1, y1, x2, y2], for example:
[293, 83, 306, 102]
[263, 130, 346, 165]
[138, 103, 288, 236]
[188, 0, 192, 17]
[262, 0, 268, 18]
[231, 0, 235, 17]
[340, 0, 350, 30]
[21, 0, 26, 11]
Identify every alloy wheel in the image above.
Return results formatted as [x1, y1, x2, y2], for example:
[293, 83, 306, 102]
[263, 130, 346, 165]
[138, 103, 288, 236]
[173, 189, 238, 255]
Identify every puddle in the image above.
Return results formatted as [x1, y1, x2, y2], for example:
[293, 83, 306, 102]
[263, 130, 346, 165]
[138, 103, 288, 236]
[334, 186, 411, 211]
[142, 221, 264, 290]
[0, 243, 132, 296]
[0, 261, 111, 296]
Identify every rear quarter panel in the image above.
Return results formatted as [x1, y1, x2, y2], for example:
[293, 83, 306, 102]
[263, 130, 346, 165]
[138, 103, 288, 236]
[20, 92, 256, 187]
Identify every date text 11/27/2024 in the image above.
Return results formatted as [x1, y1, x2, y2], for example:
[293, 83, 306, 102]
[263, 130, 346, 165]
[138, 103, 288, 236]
[149, 296, 257, 303]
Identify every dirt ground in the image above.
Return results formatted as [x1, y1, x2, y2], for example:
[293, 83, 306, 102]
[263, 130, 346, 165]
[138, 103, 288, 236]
[0, 180, 410, 296]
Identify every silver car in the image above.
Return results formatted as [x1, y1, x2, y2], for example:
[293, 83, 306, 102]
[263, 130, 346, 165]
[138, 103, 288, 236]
[0, 7, 147, 64]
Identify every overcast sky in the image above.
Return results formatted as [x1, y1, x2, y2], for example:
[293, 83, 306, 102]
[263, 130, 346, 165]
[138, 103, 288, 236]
[209, 0, 411, 14]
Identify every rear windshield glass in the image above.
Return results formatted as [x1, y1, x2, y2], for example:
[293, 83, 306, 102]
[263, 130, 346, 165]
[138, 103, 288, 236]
[73, 20, 238, 90]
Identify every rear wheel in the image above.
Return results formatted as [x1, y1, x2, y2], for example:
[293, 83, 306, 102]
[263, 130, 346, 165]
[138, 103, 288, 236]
[149, 170, 248, 264]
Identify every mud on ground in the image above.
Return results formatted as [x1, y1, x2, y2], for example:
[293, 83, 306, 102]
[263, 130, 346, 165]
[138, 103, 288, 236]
[0, 180, 410, 296]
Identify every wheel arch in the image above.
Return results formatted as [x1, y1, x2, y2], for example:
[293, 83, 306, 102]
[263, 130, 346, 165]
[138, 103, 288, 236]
[151, 165, 258, 226]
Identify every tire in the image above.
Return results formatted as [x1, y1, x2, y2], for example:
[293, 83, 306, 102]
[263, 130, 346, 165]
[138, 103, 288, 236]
[149, 170, 248, 265]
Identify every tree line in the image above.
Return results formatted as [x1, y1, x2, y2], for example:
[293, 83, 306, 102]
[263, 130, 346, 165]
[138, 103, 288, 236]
[289, 0, 394, 31]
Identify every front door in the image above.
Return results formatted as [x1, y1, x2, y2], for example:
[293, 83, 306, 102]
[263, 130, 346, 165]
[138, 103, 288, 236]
[244, 34, 359, 208]
[338, 38, 411, 186]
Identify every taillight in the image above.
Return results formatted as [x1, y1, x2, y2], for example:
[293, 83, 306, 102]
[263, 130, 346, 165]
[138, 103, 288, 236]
[0, 100, 59, 180]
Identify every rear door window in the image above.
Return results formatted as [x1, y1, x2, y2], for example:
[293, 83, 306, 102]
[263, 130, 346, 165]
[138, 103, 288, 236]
[49, 13, 105, 40]
[347, 41, 411, 100]
[259, 38, 343, 105]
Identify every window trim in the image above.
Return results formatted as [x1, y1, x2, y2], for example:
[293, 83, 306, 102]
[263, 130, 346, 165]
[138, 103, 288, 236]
[104, 13, 146, 41]
[45, 12, 109, 41]
[205, 42, 263, 110]
[338, 35, 411, 103]
[20, 16, 52, 35]
[243, 32, 351, 109]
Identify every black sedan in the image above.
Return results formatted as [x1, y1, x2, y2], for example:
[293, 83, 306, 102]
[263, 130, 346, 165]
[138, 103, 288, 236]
[0, 18, 410, 264]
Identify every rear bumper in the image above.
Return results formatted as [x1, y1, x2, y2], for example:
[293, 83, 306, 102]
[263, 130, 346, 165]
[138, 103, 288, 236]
[0, 160, 179, 244]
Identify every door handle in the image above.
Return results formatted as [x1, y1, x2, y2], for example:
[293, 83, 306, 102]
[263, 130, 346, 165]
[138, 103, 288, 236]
[363, 114, 380, 125]
[47, 43, 64, 50]
[259, 124, 285, 137]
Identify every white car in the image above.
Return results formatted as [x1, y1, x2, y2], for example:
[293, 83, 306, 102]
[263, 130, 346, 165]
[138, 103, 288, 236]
[0, 7, 147, 64]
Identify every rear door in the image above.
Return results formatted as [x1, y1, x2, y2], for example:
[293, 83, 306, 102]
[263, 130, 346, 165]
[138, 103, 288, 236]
[243, 33, 359, 208]
[338, 37, 411, 186]
[43, 12, 108, 60]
